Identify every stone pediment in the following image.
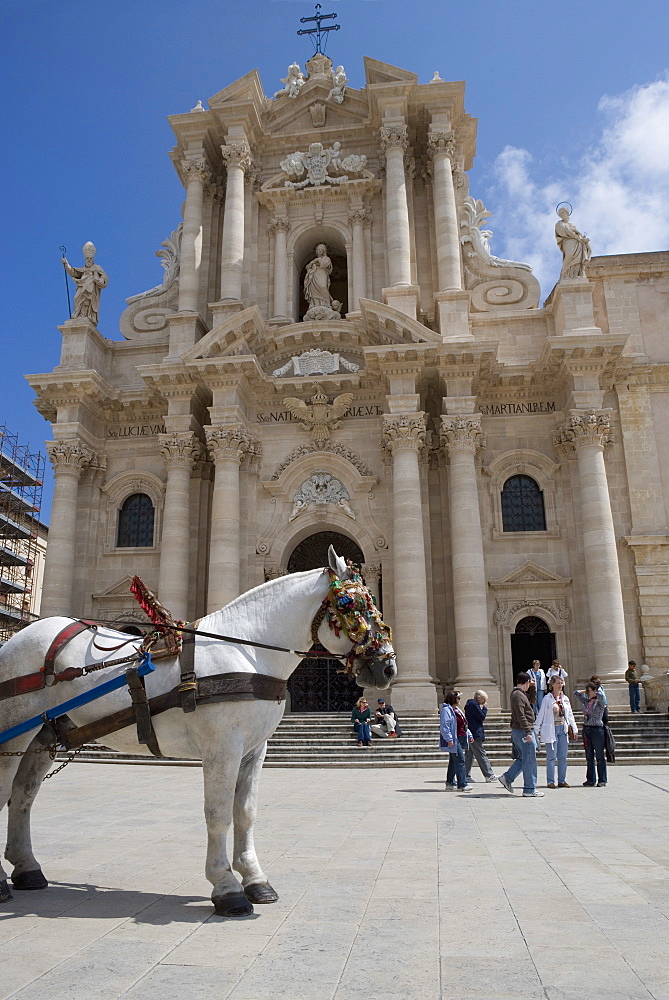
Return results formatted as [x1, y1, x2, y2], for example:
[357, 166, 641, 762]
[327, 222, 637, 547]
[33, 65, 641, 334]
[491, 562, 571, 588]
[181, 306, 270, 362]
[207, 69, 269, 110]
[359, 300, 441, 344]
[364, 57, 418, 86]
[265, 87, 370, 135]
[93, 575, 136, 600]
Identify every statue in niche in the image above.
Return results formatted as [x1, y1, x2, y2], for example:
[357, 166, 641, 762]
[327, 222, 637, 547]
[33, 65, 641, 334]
[555, 205, 591, 279]
[303, 244, 342, 320]
[274, 63, 305, 100]
[327, 65, 348, 104]
[62, 242, 108, 325]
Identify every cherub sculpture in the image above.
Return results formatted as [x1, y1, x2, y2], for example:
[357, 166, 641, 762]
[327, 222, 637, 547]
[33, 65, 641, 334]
[327, 65, 348, 104]
[283, 385, 353, 446]
[274, 63, 306, 100]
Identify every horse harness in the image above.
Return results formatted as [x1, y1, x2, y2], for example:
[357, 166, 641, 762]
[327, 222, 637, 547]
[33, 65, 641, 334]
[1, 565, 393, 760]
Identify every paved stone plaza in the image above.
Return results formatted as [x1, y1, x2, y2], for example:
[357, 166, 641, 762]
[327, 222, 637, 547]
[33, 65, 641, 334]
[1, 763, 668, 1000]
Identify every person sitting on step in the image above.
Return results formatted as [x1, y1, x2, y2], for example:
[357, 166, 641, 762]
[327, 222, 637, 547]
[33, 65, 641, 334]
[371, 698, 401, 739]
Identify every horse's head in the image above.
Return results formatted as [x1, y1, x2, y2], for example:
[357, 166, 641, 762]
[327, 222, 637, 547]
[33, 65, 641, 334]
[313, 546, 397, 691]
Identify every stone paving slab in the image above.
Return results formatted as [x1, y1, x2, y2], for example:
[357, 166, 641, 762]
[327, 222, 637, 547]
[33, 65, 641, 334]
[1, 763, 668, 999]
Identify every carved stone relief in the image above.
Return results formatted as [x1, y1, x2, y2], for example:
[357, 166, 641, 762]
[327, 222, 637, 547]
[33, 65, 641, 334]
[289, 472, 355, 521]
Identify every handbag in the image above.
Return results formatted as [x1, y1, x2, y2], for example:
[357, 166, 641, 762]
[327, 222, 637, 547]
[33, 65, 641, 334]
[604, 725, 616, 763]
[568, 725, 577, 741]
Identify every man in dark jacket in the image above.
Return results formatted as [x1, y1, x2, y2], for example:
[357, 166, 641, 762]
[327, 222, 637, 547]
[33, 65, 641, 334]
[498, 673, 544, 797]
[464, 690, 497, 783]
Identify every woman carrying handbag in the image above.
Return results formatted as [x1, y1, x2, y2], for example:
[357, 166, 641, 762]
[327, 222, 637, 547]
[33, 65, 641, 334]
[534, 674, 578, 788]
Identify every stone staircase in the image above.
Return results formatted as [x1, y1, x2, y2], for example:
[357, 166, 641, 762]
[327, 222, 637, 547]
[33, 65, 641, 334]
[62, 710, 669, 768]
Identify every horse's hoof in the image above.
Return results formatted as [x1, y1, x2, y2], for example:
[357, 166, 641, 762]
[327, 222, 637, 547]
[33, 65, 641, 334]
[212, 892, 254, 917]
[0, 879, 13, 903]
[12, 869, 48, 891]
[244, 881, 279, 904]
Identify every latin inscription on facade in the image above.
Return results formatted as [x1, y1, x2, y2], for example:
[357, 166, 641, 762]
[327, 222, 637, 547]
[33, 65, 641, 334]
[107, 423, 167, 438]
[257, 405, 383, 424]
[479, 401, 556, 416]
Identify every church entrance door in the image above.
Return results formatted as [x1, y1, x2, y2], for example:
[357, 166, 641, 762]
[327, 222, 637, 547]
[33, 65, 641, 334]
[287, 531, 363, 712]
[510, 616, 556, 685]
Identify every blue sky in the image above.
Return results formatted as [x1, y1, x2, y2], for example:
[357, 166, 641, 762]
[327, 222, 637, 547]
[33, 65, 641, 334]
[2, 0, 669, 518]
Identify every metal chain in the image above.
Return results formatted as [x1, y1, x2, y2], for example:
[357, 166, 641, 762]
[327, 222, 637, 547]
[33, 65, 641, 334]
[0, 741, 83, 781]
[42, 746, 84, 781]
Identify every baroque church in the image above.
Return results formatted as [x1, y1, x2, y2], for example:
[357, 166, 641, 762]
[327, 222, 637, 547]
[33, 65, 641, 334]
[28, 53, 669, 712]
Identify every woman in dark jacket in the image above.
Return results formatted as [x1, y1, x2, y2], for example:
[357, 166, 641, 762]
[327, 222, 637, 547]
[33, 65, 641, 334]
[464, 690, 498, 783]
[351, 697, 373, 747]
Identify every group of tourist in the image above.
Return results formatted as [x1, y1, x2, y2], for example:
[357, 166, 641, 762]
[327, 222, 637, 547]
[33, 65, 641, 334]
[351, 697, 401, 747]
[439, 662, 623, 794]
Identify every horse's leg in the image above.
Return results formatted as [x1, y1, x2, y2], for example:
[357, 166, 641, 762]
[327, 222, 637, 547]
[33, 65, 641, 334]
[5, 738, 53, 891]
[201, 748, 254, 917]
[233, 742, 278, 904]
[0, 755, 24, 902]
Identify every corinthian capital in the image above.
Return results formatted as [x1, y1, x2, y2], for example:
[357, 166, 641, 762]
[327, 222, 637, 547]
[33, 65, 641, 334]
[159, 432, 203, 471]
[382, 414, 427, 454]
[348, 208, 371, 228]
[221, 142, 253, 173]
[427, 130, 456, 161]
[181, 158, 212, 185]
[440, 414, 485, 454]
[267, 217, 291, 238]
[47, 440, 93, 477]
[380, 124, 409, 153]
[554, 409, 614, 454]
[205, 425, 253, 464]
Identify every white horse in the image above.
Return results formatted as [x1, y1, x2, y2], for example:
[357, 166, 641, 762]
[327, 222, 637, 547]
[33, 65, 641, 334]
[0, 548, 396, 916]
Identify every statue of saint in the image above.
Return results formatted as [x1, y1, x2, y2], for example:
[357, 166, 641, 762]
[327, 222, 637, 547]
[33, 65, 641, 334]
[62, 241, 108, 324]
[304, 243, 333, 309]
[555, 206, 591, 279]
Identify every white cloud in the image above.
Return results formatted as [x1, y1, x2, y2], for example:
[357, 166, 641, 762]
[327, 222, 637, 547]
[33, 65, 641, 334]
[481, 75, 669, 298]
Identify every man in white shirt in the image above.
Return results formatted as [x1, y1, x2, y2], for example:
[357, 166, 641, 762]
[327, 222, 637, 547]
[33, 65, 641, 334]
[530, 659, 547, 716]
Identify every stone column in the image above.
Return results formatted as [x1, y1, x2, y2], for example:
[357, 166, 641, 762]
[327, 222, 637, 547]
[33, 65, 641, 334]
[427, 130, 462, 291]
[555, 410, 628, 690]
[362, 563, 382, 609]
[380, 125, 412, 287]
[268, 218, 291, 320]
[348, 208, 368, 310]
[178, 158, 210, 313]
[382, 414, 437, 712]
[220, 142, 252, 304]
[41, 441, 92, 617]
[158, 432, 201, 620]
[206, 426, 252, 612]
[440, 415, 497, 699]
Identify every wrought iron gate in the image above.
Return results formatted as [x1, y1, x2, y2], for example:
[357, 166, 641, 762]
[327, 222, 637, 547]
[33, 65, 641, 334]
[288, 646, 360, 712]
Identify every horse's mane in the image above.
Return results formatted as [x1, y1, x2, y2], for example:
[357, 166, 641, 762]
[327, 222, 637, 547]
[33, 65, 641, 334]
[200, 567, 326, 638]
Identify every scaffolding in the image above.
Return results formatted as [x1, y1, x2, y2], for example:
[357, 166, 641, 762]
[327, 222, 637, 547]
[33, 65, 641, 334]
[0, 425, 45, 644]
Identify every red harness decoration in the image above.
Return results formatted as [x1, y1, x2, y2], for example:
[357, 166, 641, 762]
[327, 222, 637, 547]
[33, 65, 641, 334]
[0, 619, 97, 703]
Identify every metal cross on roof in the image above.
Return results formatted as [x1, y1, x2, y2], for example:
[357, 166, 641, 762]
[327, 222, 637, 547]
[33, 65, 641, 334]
[298, 4, 340, 54]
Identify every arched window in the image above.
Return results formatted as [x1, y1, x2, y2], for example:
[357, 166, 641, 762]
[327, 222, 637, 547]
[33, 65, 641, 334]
[501, 475, 546, 532]
[117, 493, 155, 548]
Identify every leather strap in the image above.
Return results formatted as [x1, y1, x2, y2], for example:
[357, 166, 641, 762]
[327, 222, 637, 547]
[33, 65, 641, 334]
[61, 671, 287, 752]
[0, 620, 98, 703]
[178, 634, 197, 713]
[43, 620, 97, 682]
[125, 667, 162, 757]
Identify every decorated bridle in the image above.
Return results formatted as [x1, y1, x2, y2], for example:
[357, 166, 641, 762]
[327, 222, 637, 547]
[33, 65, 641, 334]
[310, 562, 394, 675]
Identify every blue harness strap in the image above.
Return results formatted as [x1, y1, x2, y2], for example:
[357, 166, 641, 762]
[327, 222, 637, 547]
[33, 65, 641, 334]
[0, 653, 156, 747]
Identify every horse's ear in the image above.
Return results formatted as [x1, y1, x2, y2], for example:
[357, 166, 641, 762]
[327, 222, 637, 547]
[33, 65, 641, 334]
[328, 545, 349, 579]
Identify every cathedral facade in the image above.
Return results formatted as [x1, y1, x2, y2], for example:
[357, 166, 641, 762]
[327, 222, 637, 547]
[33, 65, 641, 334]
[28, 55, 669, 712]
